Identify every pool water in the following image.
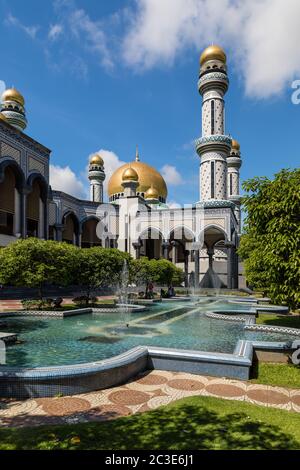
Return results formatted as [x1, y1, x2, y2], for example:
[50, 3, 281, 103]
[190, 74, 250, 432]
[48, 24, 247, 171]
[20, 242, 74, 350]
[2, 300, 297, 367]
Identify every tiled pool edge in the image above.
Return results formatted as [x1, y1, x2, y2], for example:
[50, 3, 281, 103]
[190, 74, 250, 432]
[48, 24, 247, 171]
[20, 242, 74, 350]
[0, 338, 294, 399]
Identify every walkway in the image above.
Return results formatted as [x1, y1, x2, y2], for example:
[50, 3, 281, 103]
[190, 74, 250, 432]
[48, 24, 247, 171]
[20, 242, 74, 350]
[0, 370, 299, 428]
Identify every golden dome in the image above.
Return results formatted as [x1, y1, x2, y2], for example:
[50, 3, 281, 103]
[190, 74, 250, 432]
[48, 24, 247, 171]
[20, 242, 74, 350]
[108, 161, 167, 200]
[122, 166, 138, 181]
[90, 154, 103, 166]
[2, 88, 25, 106]
[231, 139, 240, 151]
[200, 45, 226, 65]
[145, 185, 159, 200]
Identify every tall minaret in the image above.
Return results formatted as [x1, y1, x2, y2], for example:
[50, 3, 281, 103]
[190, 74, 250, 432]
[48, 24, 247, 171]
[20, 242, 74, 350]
[195, 45, 232, 201]
[227, 139, 242, 230]
[1, 88, 27, 131]
[88, 154, 105, 203]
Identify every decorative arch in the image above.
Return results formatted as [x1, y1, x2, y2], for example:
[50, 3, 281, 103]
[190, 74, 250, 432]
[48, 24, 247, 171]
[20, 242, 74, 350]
[168, 225, 195, 242]
[0, 159, 25, 237]
[0, 158, 25, 191]
[80, 215, 102, 248]
[138, 226, 163, 260]
[62, 211, 80, 245]
[27, 172, 49, 202]
[198, 224, 229, 248]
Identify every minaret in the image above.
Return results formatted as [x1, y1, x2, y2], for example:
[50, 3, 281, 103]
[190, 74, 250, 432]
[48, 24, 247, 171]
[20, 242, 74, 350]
[1, 88, 27, 131]
[195, 45, 232, 201]
[88, 154, 105, 203]
[121, 166, 139, 197]
[227, 139, 242, 230]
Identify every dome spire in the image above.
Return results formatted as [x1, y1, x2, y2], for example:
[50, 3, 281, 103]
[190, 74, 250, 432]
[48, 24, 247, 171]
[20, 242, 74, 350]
[135, 145, 140, 162]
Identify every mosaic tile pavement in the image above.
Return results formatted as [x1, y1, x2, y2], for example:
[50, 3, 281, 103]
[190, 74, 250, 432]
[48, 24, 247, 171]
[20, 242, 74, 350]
[0, 370, 299, 428]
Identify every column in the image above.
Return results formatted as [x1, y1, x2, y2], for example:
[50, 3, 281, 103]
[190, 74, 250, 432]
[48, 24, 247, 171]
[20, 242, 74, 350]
[226, 244, 233, 289]
[13, 188, 21, 236]
[132, 241, 141, 259]
[207, 248, 214, 270]
[194, 250, 200, 288]
[55, 224, 64, 242]
[232, 248, 239, 289]
[184, 250, 190, 288]
[20, 188, 28, 238]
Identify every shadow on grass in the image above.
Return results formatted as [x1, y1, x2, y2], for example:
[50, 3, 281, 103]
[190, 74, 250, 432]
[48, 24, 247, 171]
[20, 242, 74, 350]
[0, 402, 299, 450]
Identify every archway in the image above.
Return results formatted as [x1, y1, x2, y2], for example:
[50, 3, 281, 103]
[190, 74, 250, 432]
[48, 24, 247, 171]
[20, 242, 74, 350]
[199, 225, 227, 288]
[168, 226, 195, 287]
[81, 217, 102, 248]
[139, 227, 163, 260]
[62, 212, 80, 245]
[26, 174, 48, 239]
[0, 163, 24, 237]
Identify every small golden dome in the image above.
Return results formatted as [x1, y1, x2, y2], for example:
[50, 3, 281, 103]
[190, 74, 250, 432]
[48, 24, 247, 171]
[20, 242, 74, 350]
[231, 139, 240, 151]
[122, 166, 139, 181]
[2, 88, 25, 106]
[0, 113, 7, 121]
[200, 45, 226, 65]
[90, 154, 103, 166]
[108, 161, 167, 200]
[145, 186, 159, 200]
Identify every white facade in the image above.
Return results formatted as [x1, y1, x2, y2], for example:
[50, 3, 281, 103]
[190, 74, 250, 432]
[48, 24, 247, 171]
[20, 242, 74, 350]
[0, 47, 243, 288]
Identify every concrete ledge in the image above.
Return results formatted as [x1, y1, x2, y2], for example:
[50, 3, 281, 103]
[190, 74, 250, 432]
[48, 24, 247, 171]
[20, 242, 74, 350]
[0, 304, 145, 318]
[245, 324, 300, 336]
[0, 340, 258, 398]
[0, 332, 18, 344]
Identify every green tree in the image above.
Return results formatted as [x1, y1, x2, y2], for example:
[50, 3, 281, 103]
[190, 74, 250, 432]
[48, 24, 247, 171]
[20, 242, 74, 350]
[132, 257, 184, 295]
[238, 169, 300, 309]
[74, 247, 131, 301]
[0, 238, 77, 298]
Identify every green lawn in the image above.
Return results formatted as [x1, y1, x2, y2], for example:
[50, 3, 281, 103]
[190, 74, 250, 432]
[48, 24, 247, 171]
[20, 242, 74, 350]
[0, 396, 299, 450]
[251, 362, 300, 389]
[256, 313, 300, 329]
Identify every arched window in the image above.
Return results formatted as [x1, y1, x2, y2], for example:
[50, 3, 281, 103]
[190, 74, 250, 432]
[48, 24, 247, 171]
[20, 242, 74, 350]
[211, 100, 215, 134]
[211, 161, 215, 199]
[230, 174, 233, 196]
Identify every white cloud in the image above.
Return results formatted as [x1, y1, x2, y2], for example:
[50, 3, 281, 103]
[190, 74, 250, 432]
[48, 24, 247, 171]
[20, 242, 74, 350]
[50, 164, 86, 199]
[48, 24, 63, 41]
[0, 80, 6, 97]
[122, 0, 300, 98]
[160, 164, 184, 185]
[68, 8, 113, 70]
[5, 13, 39, 39]
[168, 200, 182, 209]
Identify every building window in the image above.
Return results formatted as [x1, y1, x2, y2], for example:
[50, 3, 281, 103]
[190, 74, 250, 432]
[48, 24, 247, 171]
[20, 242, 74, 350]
[211, 161, 215, 199]
[211, 100, 215, 134]
[230, 174, 233, 196]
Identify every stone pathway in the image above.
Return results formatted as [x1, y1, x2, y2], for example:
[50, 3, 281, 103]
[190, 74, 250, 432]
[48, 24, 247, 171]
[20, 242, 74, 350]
[0, 300, 22, 312]
[0, 370, 299, 428]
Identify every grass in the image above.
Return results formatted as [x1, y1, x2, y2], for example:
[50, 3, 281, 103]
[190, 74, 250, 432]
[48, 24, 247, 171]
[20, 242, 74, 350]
[0, 396, 299, 450]
[251, 362, 300, 389]
[256, 313, 300, 329]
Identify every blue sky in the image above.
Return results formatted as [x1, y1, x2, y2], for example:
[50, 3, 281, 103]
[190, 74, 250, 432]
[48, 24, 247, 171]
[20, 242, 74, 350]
[0, 0, 299, 205]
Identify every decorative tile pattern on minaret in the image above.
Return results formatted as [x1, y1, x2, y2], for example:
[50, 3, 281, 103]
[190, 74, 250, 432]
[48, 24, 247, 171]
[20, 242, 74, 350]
[195, 46, 232, 202]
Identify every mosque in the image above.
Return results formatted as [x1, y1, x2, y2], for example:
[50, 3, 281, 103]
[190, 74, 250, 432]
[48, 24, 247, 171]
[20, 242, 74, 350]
[0, 45, 243, 289]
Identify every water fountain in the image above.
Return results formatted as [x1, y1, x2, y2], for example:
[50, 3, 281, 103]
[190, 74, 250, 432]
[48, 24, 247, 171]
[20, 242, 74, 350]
[117, 259, 131, 328]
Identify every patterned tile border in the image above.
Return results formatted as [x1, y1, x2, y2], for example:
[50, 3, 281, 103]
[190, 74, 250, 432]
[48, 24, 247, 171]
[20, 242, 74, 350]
[0, 370, 299, 429]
